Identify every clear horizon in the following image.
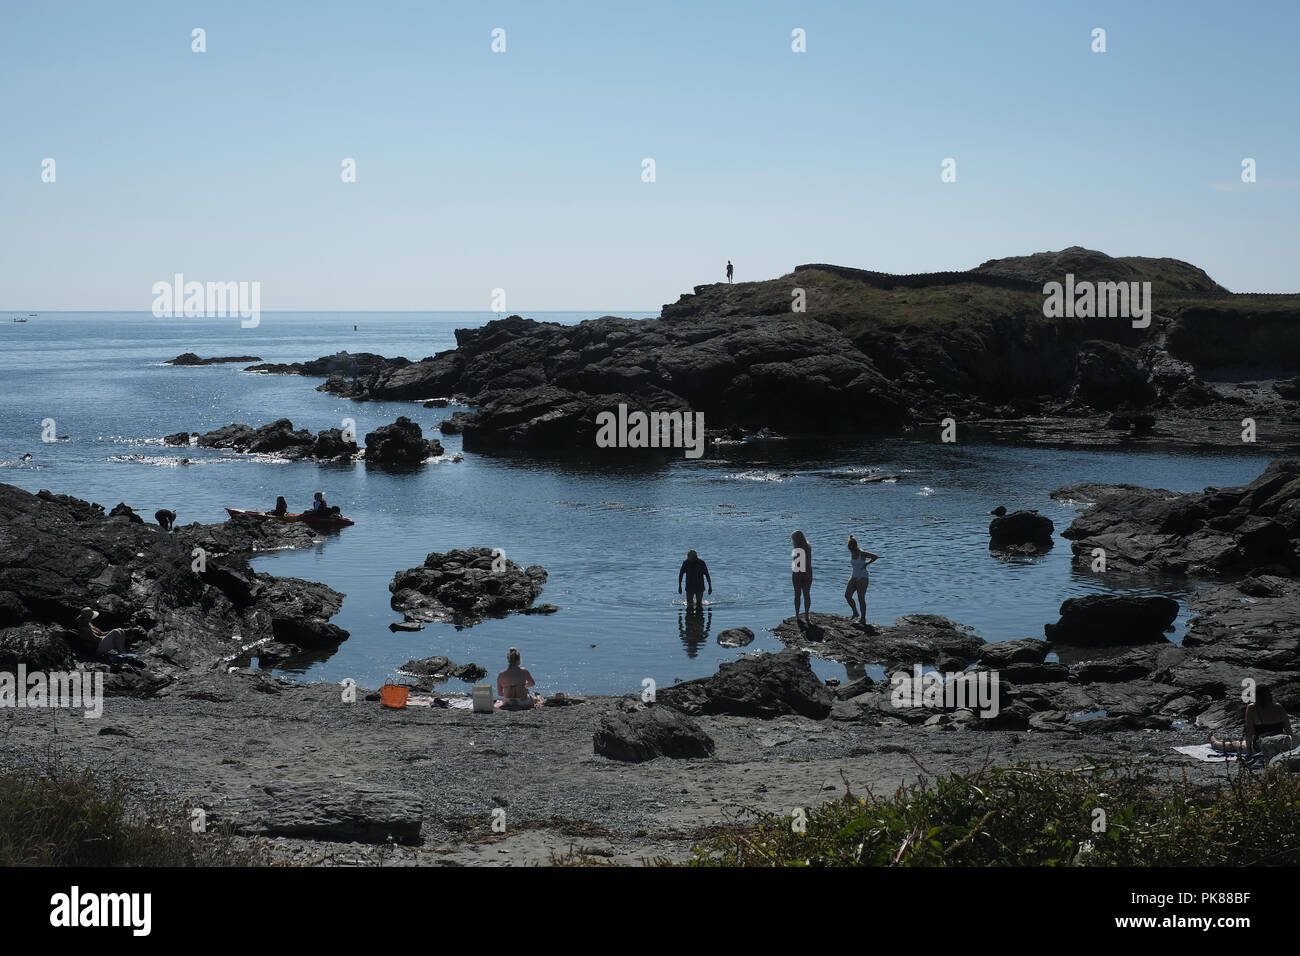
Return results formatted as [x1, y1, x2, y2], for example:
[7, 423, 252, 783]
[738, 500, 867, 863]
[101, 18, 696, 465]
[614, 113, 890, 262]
[3, 0, 1297, 309]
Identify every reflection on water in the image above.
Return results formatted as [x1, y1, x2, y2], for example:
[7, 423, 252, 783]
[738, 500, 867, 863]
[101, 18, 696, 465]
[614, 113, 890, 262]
[678, 608, 712, 658]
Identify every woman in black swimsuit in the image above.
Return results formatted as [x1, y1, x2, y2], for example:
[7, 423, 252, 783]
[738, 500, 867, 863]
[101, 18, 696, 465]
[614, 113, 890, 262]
[1211, 684, 1293, 756]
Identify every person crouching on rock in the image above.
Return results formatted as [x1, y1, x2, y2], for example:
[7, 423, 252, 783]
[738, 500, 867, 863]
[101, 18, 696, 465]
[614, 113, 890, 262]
[271, 496, 288, 517]
[791, 530, 813, 626]
[155, 509, 176, 531]
[844, 534, 879, 624]
[1211, 684, 1294, 760]
[678, 549, 712, 610]
[77, 607, 128, 657]
[496, 647, 541, 710]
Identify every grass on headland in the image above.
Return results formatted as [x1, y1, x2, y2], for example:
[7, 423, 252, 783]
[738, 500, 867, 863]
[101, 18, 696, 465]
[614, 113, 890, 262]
[679, 763, 1300, 867]
[0, 756, 267, 866]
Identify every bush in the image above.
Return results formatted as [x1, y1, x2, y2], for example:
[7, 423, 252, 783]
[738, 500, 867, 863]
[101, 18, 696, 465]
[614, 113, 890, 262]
[0, 760, 266, 866]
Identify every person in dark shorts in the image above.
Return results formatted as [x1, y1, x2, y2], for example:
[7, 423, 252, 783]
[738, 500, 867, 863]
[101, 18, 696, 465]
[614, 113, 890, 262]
[726, 260, 734, 283]
[678, 549, 712, 609]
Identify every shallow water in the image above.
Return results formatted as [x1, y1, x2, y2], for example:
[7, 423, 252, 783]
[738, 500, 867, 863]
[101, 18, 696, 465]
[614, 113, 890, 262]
[0, 313, 1274, 694]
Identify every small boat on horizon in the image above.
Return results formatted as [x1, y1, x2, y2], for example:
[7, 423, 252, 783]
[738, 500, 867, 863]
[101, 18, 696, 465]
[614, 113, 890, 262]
[13, 317, 28, 323]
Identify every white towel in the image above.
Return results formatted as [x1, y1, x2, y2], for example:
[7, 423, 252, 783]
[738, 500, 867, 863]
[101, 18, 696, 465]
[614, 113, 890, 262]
[1173, 743, 1239, 762]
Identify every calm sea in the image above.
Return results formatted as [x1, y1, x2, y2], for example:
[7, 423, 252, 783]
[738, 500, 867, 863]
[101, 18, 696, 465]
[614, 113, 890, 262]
[0, 312, 1273, 693]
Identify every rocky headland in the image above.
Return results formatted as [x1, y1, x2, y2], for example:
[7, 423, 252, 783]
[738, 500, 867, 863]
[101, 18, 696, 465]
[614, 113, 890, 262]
[241, 247, 1300, 452]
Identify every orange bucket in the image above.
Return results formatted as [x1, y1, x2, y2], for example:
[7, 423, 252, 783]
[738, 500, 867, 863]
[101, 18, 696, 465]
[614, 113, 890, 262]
[380, 684, 411, 709]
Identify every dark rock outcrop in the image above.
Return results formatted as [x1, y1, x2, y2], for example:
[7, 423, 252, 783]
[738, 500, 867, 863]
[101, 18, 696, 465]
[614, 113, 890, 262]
[1059, 460, 1300, 575]
[109, 502, 143, 524]
[398, 656, 486, 685]
[166, 353, 261, 366]
[657, 648, 832, 719]
[1044, 595, 1179, 645]
[1070, 341, 1156, 409]
[592, 703, 715, 762]
[438, 411, 475, 435]
[190, 420, 358, 462]
[310, 428, 358, 462]
[716, 626, 755, 648]
[389, 548, 547, 625]
[246, 351, 407, 379]
[259, 313, 911, 450]
[363, 417, 443, 464]
[0, 482, 348, 694]
[988, 510, 1054, 552]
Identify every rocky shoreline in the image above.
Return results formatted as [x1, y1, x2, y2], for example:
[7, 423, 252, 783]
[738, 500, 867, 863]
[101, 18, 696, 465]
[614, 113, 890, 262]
[4, 457, 1300, 862]
[0, 483, 350, 692]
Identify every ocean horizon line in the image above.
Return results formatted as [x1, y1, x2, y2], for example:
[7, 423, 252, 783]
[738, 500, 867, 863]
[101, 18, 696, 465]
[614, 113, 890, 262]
[1, 309, 660, 315]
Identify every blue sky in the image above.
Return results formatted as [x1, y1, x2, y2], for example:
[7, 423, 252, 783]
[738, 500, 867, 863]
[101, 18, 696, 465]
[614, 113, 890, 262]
[2, 0, 1296, 310]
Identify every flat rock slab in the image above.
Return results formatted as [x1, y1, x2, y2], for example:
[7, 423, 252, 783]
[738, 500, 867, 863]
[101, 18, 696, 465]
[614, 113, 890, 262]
[210, 782, 424, 845]
[657, 647, 832, 719]
[773, 612, 984, 670]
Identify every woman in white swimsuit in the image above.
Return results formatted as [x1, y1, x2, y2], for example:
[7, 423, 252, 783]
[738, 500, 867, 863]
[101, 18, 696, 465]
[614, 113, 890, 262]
[844, 535, 879, 623]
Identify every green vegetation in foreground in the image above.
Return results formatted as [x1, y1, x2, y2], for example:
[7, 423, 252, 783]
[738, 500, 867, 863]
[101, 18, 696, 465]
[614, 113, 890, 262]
[550, 763, 1300, 866]
[0, 757, 266, 866]
[682, 764, 1300, 867]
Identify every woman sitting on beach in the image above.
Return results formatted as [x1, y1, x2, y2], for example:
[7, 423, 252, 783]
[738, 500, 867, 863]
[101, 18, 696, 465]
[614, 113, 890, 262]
[843, 534, 879, 623]
[496, 647, 542, 710]
[76, 607, 128, 658]
[1210, 684, 1293, 758]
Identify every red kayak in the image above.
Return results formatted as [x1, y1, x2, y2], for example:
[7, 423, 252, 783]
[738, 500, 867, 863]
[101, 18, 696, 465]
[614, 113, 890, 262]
[225, 508, 355, 528]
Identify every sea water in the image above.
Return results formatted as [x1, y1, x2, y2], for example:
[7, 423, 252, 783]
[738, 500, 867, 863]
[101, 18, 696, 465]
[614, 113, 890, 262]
[0, 313, 1273, 694]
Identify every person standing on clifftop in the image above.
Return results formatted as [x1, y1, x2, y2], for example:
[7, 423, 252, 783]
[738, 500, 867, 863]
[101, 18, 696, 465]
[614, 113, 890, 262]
[726, 260, 734, 284]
